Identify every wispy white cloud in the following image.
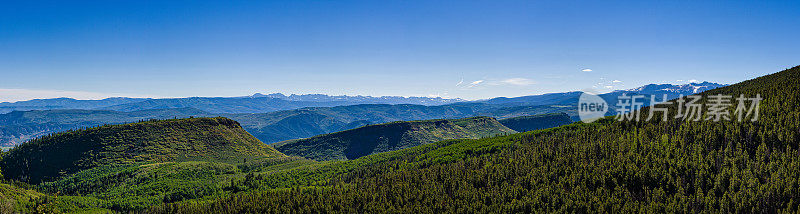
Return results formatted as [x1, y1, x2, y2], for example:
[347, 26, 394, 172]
[468, 80, 484, 88]
[604, 85, 613, 89]
[458, 78, 535, 89]
[456, 78, 464, 86]
[498, 78, 535, 86]
[581, 68, 593, 72]
[0, 88, 151, 103]
[688, 79, 700, 83]
[612, 80, 622, 83]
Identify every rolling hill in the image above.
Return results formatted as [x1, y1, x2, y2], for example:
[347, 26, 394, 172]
[497, 112, 572, 132]
[0, 102, 572, 146]
[273, 116, 516, 160]
[222, 103, 572, 143]
[228, 103, 501, 144]
[147, 66, 798, 213]
[0, 117, 284, 184]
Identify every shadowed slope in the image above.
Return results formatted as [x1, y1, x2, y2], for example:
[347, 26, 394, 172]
[274, 116, 515, 160]
[498, 113, 573, 132]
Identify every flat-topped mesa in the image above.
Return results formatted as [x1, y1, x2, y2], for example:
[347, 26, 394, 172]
[0, 117, 284, 184]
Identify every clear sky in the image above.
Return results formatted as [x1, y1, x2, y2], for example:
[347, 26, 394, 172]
[1, 0, 799, 102]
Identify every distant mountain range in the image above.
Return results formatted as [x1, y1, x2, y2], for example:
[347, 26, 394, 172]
[0, 82, 723, 114]
[0, 97, 149, 114]
[251, 93, 465, 104]
[0, 94, 465, 114]
[623, 81, 725, 95]
[0, 82, 725, 147]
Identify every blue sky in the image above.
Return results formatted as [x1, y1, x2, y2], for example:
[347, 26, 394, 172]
[1, 0, 799, 102]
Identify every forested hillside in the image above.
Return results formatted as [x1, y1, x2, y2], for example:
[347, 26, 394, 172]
[0, 66, 796, 213]
[147, 66, 799, 213]
[274, 116, 516, 160]
[0, 117, 284, 184]
[0, 182, 43, 213]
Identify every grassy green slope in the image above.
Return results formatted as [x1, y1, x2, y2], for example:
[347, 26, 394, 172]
[273, 116, 516, 160]
[0, 117, 284, 184]
[1, 156, 310, 212]
[0, 182, 43, 213]
[152, 66, 800, 213]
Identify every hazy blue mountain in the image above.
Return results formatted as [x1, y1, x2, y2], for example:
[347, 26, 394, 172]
[483, 91, 584, 106]
[0, 94, 464, 114]
[99, 95, 465, 114]
[0, 97, 149, 114]
[250, 93, 465, 105]
[0, 82, 719, 115]
[96, 97, 354, 113]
